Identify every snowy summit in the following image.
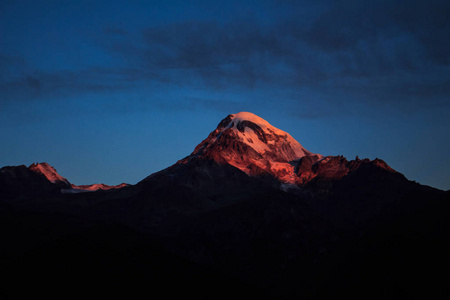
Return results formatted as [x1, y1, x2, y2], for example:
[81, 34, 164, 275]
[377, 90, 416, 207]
[181, 112, 322, 183]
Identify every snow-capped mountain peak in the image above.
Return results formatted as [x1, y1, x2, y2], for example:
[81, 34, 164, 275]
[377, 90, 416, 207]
[181, 112, 322, 183]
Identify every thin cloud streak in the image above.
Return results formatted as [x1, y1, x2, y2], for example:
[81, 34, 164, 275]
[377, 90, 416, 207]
[1, 0, 448, 116]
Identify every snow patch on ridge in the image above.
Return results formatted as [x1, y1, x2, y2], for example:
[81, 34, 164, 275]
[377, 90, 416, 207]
[240, 127, 270, 153]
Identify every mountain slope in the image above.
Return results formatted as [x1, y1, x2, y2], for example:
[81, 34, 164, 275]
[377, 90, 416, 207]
[1, 112, 449, 300]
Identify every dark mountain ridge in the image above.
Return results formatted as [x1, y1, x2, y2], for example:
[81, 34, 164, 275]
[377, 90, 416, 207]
[0, 162, 129, 199]
[1, 112, 448, 300]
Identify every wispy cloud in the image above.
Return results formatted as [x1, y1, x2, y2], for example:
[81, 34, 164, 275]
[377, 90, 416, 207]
[1, 0, 448, 115]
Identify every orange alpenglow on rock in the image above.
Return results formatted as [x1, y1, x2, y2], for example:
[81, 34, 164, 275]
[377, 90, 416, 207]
[180, 112, 323, 184]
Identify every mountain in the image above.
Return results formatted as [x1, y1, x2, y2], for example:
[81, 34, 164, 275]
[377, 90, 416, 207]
[69, 183, 130, 192]
[1, 112, 449, 300]
[146, 112, 403, 193]
[29, 162, 71, 188]
[0, 162, 129, 198]
[129, 112, 450, 299]
[0, 163, 69, 198]
[179, 112, 321, 183]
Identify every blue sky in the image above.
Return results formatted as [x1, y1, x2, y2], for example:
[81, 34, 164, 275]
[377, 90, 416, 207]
[1, 0, 449, 190]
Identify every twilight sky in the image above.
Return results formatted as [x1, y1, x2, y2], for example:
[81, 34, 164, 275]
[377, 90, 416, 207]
[1, 0, 449, 190]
